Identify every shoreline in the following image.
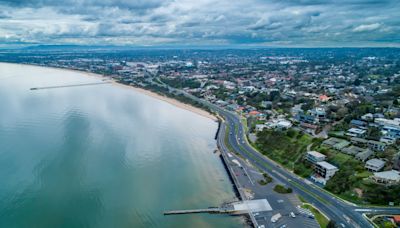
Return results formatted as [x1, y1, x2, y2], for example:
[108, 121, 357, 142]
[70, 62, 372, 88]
[113, 83, 218, 121]
[1, 62, 217, 121]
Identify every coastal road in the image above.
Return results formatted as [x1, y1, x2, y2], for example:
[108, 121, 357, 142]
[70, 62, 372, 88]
[218, 122, 319, 228]
[216, 107, 400, 228]
[146, 77, 400, 228]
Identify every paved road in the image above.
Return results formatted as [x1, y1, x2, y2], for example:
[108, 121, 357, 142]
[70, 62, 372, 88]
[219, 124, 319, 228]
[218, 109, 400, 228]
[146, 78, 400, 228]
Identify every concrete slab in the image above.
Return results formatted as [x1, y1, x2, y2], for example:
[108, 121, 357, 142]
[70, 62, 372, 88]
[233, 199, 273, 213]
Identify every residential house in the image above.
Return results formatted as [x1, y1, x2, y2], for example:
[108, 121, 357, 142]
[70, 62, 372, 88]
[311, 161, 339, 185]
[255, 124, 266, 132]
[309, 107, 326, 119]
[380, 136, 396, 145]
[365, 158, 385, 172]
[306, 151, 326, 164]
[361, 113, 373, 121]
[393, 215, 400, 226]
[367, 140, 386, 152]
[375, 118, 400, 139]
[346, 128, 366, 138]
[382, 125, 400, 139]
[355, 149, 374, 162]
[350, 119, 368, 129]
[351, 137, 368, 147]
[341, 146, 365, 155]
[372, 170, 400, 185]
[322, 137, 350, 150]
[393, 153, 400, 171]
[276, 120, 292, 130]
[295, 113, 318, 124]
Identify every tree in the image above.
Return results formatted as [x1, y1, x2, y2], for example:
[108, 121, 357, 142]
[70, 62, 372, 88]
[336, 107, 348, 120]
[367, 127, 381, 140]
[354, 78, 362, 86]
[301, 99, 314, 111]
[327, 220, 337, 228]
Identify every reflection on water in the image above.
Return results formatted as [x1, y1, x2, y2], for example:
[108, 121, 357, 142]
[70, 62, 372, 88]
[0, 63, 242, 228]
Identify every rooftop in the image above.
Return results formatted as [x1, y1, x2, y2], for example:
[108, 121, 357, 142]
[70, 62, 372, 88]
[348, 128, 366, 134]
[373, 170, 400, 181]
[366, 158, 385, 167]
[316, 161, 338, 170]
[307, 151, 326, 159]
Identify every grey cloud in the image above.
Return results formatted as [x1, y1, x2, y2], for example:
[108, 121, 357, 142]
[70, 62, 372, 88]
[353, 23, 382, 32]
[0, 0, 399, 46]
[0, 0, 167, 9]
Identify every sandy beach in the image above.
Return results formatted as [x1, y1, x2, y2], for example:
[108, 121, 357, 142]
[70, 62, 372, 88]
[14, 63, 218, 121]
[114, 83, 218, 121]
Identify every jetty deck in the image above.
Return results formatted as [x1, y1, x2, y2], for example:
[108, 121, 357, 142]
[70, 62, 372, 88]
[30, 81, 111, 90]
[164, 207, 236, 215]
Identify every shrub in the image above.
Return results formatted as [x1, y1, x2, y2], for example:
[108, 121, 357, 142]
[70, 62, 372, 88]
[273, 184, 293, 194]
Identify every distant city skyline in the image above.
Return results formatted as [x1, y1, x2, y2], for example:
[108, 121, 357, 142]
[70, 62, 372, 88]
[0, 0, 399, 47]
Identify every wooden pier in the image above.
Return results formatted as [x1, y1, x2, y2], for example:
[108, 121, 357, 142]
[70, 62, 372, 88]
[30, 81, 111, 90]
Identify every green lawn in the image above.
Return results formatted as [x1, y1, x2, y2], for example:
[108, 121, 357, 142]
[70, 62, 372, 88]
[329, 152, 352, 167]
[255, 129, 313, 170]
[355, 171, 372, 178]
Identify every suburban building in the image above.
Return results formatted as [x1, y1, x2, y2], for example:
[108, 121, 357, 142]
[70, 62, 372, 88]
[382, 125, 400, 139]
[374, 118, 400, 138]
[367, 140, 387, 152]
[394, 153, 400, 171]
[276, 120, 292, 130]
[255, 124, 266, 132]
[346, 128, 366, 137]
[323, 137, 350, 150]
[365, 158, 385, 172]
[380, 136, 396, 145]
[372, 170, 400, 185]
[351, 137, 368, 146]
[311, 161, 339, 185]
[341, 145, 365, 155]
[355, 149, 374, 162]
[393, 215, 400, 226]
[295, 113, 318, 124]
[350, 119, 368, 129]
[361, 113, 374, 121]
[309, 107, 326, 119]
[306, 151, 326, 164]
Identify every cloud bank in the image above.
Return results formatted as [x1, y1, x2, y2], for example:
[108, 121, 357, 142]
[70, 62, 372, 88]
[0, 0, 399, 47]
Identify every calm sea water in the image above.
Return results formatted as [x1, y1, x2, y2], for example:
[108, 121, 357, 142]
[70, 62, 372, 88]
[0, 63, 242, 228]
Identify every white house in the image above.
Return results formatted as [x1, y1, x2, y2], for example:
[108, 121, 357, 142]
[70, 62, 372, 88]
[306, 151, 326, 164]
[276, 120, 292, 130]
[311, 161, 339, 185]
[372, 170, 400, 185]
[346, 128, 366, 138]
[365, 158, 385, 172]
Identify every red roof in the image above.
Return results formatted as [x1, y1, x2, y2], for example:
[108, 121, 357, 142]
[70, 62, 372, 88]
[319, 95, 330, 101]
[300, 122, 318, 129]
[393, 215, 400, 223]
[249, 111, 261, 116]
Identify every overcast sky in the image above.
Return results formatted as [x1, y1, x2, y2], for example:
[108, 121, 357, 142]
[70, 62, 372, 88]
[0, 0, 399, 47]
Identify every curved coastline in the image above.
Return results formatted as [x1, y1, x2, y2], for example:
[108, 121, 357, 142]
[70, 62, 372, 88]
[1, 62, 217, 121]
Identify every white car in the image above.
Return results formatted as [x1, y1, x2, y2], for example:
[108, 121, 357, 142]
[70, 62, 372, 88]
[290, 212, 296, 218]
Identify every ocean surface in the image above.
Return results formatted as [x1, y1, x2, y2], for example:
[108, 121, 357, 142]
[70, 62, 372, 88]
[0, 63, 242, 228]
